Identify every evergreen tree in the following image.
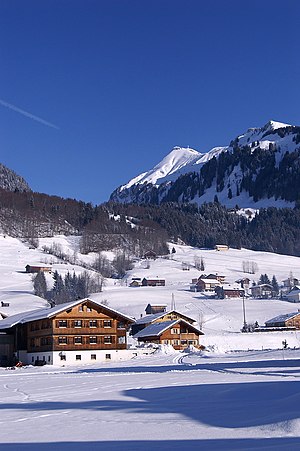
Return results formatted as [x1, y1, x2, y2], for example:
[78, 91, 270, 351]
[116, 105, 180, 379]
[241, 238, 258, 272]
[271, 275, 279, 294]
[33, 271, 47, 299]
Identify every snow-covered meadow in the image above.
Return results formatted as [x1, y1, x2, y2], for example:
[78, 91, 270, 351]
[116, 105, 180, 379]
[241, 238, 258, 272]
[1, 349, 300, 449]
[1, 234, 300, 448]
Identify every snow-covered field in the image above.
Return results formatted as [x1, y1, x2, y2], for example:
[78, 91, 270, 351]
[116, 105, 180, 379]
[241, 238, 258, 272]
[1, 349, 300, 449]
[1, 234, 300, 448]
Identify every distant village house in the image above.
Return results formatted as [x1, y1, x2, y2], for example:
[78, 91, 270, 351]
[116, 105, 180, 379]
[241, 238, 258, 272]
[142, 278, 165, 287]
[25, 265, 52, 274]
[214, 245, 229, 251]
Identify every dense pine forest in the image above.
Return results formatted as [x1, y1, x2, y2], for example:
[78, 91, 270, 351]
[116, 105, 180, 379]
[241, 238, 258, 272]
[1, 188, 300, 257]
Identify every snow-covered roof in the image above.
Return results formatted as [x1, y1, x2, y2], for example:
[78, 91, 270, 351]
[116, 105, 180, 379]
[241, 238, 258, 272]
[265, 312, 300, 325]
[222, 284, 244, 291]
[135, 310, 196, 325]
[133, 319, 203, 339]
[199, 278, 221, 284]
[0, 298, 134, 330]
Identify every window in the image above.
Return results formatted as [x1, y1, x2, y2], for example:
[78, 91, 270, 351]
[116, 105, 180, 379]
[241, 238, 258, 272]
[105, 354, 111, 360]
[32, 356, 34, 363]
[118, 336, 125, 344]
[172, 340, 179, 345]
[74, 336, 82, 345]
[117, 322, 125, 329]
[78, 305, 83, 312]
[89, 320, 97, 328]
[103, 320, 112, 328]
[58, 320, 67, 328]
[74, 320, 82, 328]
[58, 336, 67, 345]
[104, 336, 112, 344]
[60, 354, 66, 361]
[76, 355, 81, 360]
[171, 328, 179, 334]
[91, 354, 96, 360]
[89, 336, 97, 344]
[48, 356, 51, 362]
[86, 306, 92, 312]
[30, 338, 35, 347]
[41, 337, 48, 346]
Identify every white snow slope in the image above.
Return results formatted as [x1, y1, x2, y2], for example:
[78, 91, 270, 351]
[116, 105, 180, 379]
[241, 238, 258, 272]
[1, 235, 300, 448]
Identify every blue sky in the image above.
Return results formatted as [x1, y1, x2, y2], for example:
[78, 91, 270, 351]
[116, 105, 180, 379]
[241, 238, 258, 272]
[0, 0, 299, 204]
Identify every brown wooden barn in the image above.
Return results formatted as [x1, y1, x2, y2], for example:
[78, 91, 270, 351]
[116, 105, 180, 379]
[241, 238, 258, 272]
[142, 278, 165, 287]
[25, 265, 52, 273]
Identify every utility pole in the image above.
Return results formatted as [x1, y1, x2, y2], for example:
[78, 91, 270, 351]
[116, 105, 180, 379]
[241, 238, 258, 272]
[242, 294, 247, 332]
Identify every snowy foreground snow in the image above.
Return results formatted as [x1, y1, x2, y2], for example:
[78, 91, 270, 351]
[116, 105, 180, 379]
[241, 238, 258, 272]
[1, 349, 300, 450]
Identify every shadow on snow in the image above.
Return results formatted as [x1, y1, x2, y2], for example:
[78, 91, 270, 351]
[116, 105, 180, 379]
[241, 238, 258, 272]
[1, 380, 300, 429]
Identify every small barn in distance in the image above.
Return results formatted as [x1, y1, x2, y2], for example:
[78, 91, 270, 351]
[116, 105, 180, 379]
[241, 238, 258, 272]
[142, 278, 165, 287]
[25, 265, 52, 274]
[215, 244, 229, 251]
[143, 250, 157, 260]
[145, 304, 167, 315]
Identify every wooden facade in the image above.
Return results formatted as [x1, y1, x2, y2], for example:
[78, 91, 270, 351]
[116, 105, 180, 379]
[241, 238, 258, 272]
[26, 300, 131, 353]
[142, 278, 165, 287]
[0, 299, 134, 365]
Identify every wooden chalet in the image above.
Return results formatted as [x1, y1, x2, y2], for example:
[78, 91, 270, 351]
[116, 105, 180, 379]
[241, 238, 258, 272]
[264, 312, 300, 330]
[191, 277, 221, 292]
[250, 284, 274, 299]
[142, 278, 165, 287]
[282, 277, 299, 289]
[204, 274, 226, 284]
[129, 280, 142, 287]
[0, 298, 134, 366]
[215, 284, 245, 299]
[131, 309, 196, 336]
[25, 265, 52, 274]
[285, 287, 300, 303]
[133, 319, 204, 350]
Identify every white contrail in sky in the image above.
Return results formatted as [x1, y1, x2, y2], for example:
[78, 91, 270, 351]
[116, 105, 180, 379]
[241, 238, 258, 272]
[0, 98, 59, 129]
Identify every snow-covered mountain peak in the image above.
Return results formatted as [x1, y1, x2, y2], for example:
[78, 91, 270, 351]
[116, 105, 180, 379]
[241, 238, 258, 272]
[120, 146, 201, 190]
[110, 119, 300, 208]
[263, 120, 291, 131]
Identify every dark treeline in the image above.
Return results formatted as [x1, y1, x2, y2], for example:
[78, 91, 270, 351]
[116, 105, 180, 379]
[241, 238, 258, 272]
[107, 201, 300, 256]
[1, 188, 300, 257]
